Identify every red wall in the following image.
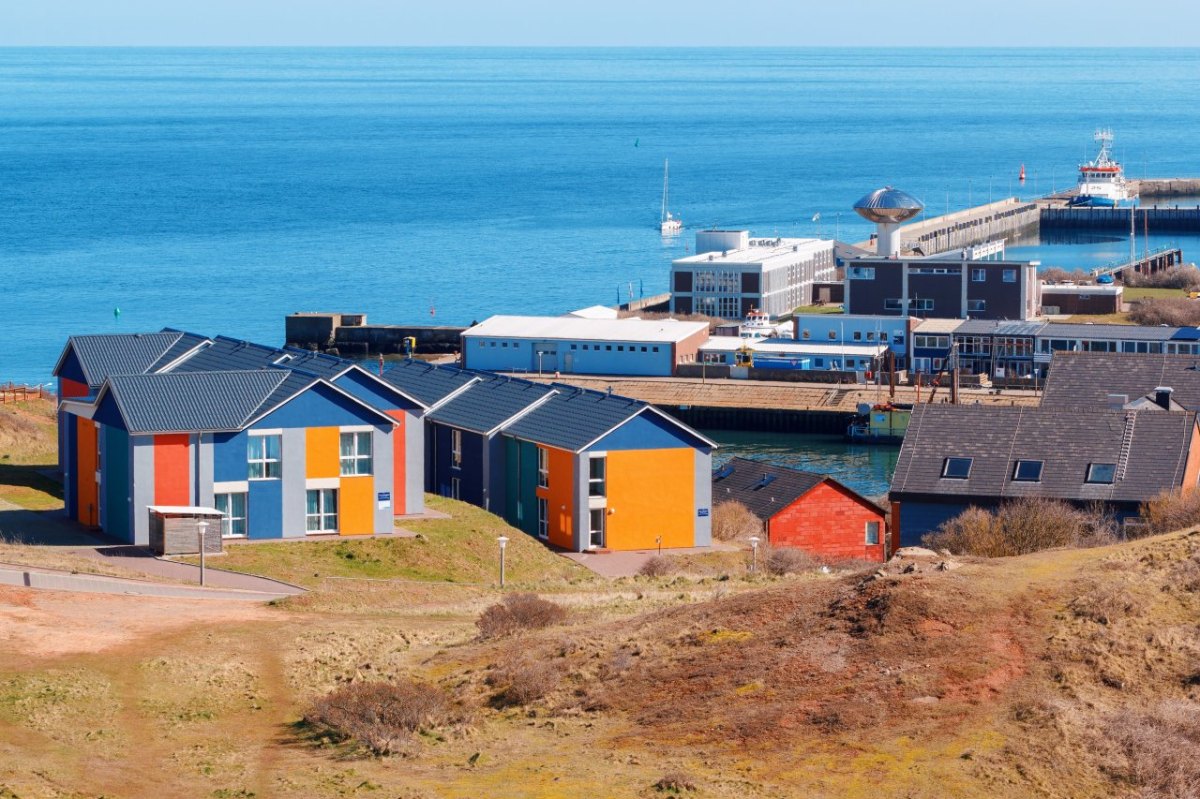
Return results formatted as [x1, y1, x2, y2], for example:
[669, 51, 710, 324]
[387, 409, 407, 515]
[768, 481, 887, 562]
[153, 434, 191, 506]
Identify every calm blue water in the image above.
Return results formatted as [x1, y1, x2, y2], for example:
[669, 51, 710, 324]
[3, 47, 1200, 384]
[710, 432, 899, 500]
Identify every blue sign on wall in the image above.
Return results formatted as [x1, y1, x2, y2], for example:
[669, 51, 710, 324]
[698, 508, 710, 517]
[378, 492, 391, 502]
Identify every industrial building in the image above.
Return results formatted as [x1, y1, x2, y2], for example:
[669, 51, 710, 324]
[54, 331, 427, 544]
[713, 457, 890, 561]
[792, 313, 916, 369]
[383, 361, 717, 552]
[461, 315, 710, 377]
[1040, 284, 1123, 316]
[697, 337, 887, 373]
[670, 230, 836, 319]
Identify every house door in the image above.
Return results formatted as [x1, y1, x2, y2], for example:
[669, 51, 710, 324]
[589, 508, 606, 549]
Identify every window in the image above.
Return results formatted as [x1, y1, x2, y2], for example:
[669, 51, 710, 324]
[853, 331, 862, 341]
[1003, 269, 1017, 283]
[305, 488, 338, 533]
[248, 434, 281, 480]
[884, 298, 903, 311]
[942, 457, 973, 479]
[450, 477, 461, 500]
[1012, 460, 1044, 482]
[339, 431, 372, 476]
[1086, 463, 1116, 484]
[214, 492, 247, 538]
[912, 298, 934, 312]
[537, 497, 548, 539]
[865, 521, 880, 546]
[570, 344, 577, 350]
[848, 266, 875, 280]
[478, 341, 485, 348]
[652, 347, 659, 353]
[641, 346, 647, 352]
[589, 508, 606, 548]
[617, 345, 624, 352]
[971, 268, 987, 282]
[802, 329, 811, 340]
[589, 455, 606, 497]
[606, 345, 612, 351]
[967, 299, 987, 313]
[537, 446, 549, 488]
[828, 330, 837, 340]
[451, 429, 462, 469]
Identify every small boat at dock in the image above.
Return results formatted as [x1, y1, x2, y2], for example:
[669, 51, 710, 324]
[846, 402, 911, 445]
[660, 159, 682, 235]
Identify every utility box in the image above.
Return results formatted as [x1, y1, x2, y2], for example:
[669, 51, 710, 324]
[147, 506, 225, 556]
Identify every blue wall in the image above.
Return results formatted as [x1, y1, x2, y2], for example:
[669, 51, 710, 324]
[430, 423, 485, 505]
[93, 392, 127, 431]
[591, 411, 710, 453]
[56, 347, 88, 386]
[212, 431, 247, 482]
[898, 501, 967, 547]
[255, 382, 391, 431]
[63, 414, 77, 518]
[104, 425, 130, 541]
[336, 369, 422, 412]
[248, 479, 283, 539]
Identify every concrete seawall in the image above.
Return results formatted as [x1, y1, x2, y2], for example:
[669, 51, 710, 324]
[1041, 206, 1200, 233]
[1133, 178, 1200, 198]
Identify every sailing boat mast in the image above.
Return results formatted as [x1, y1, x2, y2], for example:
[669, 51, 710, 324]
[661, 159, 669, 222]
[659, 158, 682, 235]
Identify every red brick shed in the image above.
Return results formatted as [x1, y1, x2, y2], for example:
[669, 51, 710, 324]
[713, 457, 889, 562]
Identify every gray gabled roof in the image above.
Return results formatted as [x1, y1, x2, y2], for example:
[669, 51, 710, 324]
[382, 360, 479, 407]
[504, 385, 650, 452]
[428, 374, 554, 434]
[1042, 351, 1200, 411]
[59, 332, 185, 387]
[890, 403, 1197, 505]
[712, 457, 828, 521]
[103, 371, 289, 434]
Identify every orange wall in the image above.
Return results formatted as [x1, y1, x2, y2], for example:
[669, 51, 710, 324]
[1182, 423, 1200, 492]
[768, 481, 887, 562]
[306, 426, 340, 478]
[153, 434, 191, 506]
[339, 475, 374, 535]
[537, 446, 575, 549]
[76, 417, 99, 526]
[605, 448, 695, 550]
[387, 410, 407, 515]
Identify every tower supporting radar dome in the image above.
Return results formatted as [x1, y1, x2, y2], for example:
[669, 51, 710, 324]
[853, 187, 924, 258]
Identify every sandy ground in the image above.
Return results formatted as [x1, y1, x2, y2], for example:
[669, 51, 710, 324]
[0, 585, 280, 659]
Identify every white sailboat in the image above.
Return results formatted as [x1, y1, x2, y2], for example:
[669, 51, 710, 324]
[660, 159, 682, 235]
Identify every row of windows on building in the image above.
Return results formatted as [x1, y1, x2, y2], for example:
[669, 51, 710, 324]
[848, 266, 1018, 283]
[800, 328, 901, 343]
[246, 430, 372, 480]
[212, 486, 342, 537]
[477, 340, 662, 354]
[940, 456, 1116, 484]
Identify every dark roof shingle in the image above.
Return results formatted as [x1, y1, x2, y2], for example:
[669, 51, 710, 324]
[712, 457, 827, 520]
[382, 361, 479, 407]
[66, 332, 184, 386]
[105, 371, 289, 434]
[504, 385, 647, 452]
[429, 375, 553, 434]
[1042, 351, 1200, 411]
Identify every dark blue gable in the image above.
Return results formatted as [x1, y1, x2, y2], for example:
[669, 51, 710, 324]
[92, 392, 128, 431]
[335, 368, 424, 413]
[590, 410, 711, 453]
[56, 345, 89, 386]
[253, 382, 393, 431]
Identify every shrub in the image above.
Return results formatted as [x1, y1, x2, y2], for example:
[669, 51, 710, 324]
[638, 556, 674, 578]
[652, 771, 698, 794]
[1124, 265, 1200, 290]
[763, 546, 818, 575]
[476, 593, 568, 639]
[712, 500, 762, 542]
[923, 498, 1096, 557]
[1100, 700, 1200, 798]
[486, 659, 560, 708]
[1040, 267, 1096, 285]
[1140, 489, 1200, 535]
[305, 678, 456, 755]
[1128, 297, 1200, 327]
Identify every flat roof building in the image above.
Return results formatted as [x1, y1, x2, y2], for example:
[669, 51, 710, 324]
[671, 230, 836, 320]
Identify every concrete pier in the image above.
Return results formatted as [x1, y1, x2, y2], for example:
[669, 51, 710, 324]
[855, 198, 1040, 256]
[1132, 178, 1200, 198]
[1040, 206, 1200, 234]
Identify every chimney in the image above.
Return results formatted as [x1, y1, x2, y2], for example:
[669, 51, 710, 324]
[1154, 386, 1174, 410]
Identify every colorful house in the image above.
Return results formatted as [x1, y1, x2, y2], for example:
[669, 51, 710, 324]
[54, 331, 427, 544]
[889, 403, 1200, 545]
[383, 361, 717, 551]
[713, 457, 890, 561]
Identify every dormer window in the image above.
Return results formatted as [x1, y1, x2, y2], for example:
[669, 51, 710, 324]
[941, 457, 972, 479]
[1086, 463, 1116, 484]
[1012, 460, 1044, 482]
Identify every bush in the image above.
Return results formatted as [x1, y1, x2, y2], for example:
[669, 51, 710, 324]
[1040, 267, 1096, 285]
[1128, 297, 1200, 327]
[1140, 490, 1200, 535]
[763, 546, 818, 575]
[476, 593, 568, 639]
[1124, 265, 1200, 289]
[486, 659, 560, 708]
[923, 498, 1105, 557]
[305, 679, 456, 755]
[712, 500, 762, 542]
[638, 556, 674, 578]
[1100, 700, 1200, 798]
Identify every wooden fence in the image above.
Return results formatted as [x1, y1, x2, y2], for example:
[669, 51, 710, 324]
[0, 384, 51, 404]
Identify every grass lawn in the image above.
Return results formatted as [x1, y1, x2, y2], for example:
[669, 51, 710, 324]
[1064, 312, 1133, 324]
[793, 304, 844, 315]
[183, 495, 596, 589]
[0, 399, 63, 511]
[1124, 286, 1188, 301]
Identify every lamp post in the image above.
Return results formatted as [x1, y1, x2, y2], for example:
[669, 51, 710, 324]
[197, 519, 209, 587]
[748, 535, 760, 574]
[497, 536, 509, 588]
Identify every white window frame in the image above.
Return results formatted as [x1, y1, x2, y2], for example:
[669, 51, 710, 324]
[588, 454, 607, 498]
[1002, 268, 1018, 283]
[537, 497, 548, 539]
[214, 491, 248, 538]
[865, 520, 880, 546]
[971, 268, 987, 282]
[537, 446, 549, 488]
[305, 488, 338, 534]
[247, 432, 281, 481]
[339, 430, 373, 476]
[451, 428, 462, 470]
[588, 508, 606, 549]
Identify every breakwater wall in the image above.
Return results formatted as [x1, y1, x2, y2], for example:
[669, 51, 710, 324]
[1040, 207, 1200, 234]
[658, 405, 852, 435]
[1133, 179, 1200, 198]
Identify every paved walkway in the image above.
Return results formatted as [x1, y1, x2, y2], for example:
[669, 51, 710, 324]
[80, 547, 306, 595]
[563, 542, 742, 578]
[0, 564, 295, 601]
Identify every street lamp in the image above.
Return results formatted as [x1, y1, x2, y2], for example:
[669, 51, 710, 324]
[748, 535, 761, 574]
[536, 351, 545, 377]
[497, 536, 509, 588]
[197, 519, 209, 587]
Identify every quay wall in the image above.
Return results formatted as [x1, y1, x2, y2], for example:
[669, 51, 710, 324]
[1132, 179, 1200, 198]
[1040, 207, 1200, 233]
[659, 405, 852, 435]
[893, 198, 1041, 255]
